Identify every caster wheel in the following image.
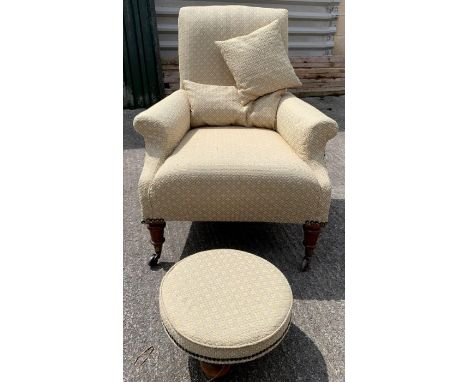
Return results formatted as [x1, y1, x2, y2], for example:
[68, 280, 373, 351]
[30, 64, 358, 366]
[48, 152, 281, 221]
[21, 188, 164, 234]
[200, 361, 231, 379]
[148, 253, 161, 267]
[301, 258, 309, 272]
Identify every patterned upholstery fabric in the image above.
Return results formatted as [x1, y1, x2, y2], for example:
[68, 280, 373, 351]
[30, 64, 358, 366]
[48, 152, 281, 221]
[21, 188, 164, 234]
[160, 249, 292, 363]
[147, 127, 333, 223]
[178, 6, 288, 87]
[247, 89, 284, 129]
[183, 80, 283, 129]
[216, 20, 302, 105]
[133, 90, 191, 219]
[277, 92, 338, 164]
[134, 6, 338, 224]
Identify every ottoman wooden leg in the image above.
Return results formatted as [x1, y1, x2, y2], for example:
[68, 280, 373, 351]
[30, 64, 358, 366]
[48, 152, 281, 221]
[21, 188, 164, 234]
[302, 221, 323, 271]
[200, 361, 231, 379]
[144, 219, 166, 267]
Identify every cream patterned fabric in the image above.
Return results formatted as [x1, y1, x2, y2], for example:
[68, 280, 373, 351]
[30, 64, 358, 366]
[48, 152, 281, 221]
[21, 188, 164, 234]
[247, 89, 285, 129]
[178, 6, 288, 87]
[277, 92, 338, 164]
[133, 90, 191, 219]
[135, 6, 338, 225]
[183, 80, 283, 129]
[216, 20, 302, 105]
[159, 249, 292, 364]
[147, 127, 333, 223]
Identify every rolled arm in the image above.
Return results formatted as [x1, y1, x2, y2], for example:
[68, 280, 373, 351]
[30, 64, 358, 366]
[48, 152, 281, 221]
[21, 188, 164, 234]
[133, 90, 191, 219]
[133, 89, 191, 158]
[276, 92, 338, 163]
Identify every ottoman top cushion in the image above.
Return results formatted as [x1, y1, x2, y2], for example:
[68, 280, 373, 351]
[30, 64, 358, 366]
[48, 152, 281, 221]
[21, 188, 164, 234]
[159, 249, 293, 363]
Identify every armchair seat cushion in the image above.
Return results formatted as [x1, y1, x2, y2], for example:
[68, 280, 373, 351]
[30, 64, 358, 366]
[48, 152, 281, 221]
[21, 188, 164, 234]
[147, 127, 332, 223]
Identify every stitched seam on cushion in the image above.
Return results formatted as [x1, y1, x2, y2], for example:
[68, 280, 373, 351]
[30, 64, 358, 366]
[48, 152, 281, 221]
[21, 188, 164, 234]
[160, 253, 293, 348]
[162, 306, 292, 350]
[159, 251, 293, 349]
[162, 319, 291, 363]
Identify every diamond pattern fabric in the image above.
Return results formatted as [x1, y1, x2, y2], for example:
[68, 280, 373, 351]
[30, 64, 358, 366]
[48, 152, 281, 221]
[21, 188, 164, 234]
[148, 127, 333, 223]
[215, 19, 302, 105]
[134, 6, 338, 225]
[183, 80, 283, 129]
[178, 6, 288, 88]
[159, 249, 293, 363]
[277, 92, 339, 164]
[133, 90, 191, 219]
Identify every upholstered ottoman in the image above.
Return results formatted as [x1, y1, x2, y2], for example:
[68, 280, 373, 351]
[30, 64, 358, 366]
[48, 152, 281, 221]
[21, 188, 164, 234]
[159, 249, 293, 378]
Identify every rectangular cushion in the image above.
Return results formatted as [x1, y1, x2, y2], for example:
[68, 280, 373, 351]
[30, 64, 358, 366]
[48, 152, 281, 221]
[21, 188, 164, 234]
[183, 80, 283, 129]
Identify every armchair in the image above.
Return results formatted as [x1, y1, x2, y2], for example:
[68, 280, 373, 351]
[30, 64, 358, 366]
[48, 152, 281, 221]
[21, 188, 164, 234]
[133, 6, 338, 271]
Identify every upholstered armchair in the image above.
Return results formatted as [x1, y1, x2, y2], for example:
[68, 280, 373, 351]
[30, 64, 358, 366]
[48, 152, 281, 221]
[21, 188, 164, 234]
[134, 6, 338, 271]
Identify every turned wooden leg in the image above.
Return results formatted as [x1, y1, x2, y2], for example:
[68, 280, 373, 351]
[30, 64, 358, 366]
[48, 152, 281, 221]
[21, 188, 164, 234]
[144, 219, 166, 267]
[302, 221, 323, 271]
[200, 361, 231, 379]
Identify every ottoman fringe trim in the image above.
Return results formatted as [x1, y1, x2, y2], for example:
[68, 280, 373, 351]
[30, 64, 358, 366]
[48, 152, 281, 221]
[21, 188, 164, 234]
[162, 320, 291, 365]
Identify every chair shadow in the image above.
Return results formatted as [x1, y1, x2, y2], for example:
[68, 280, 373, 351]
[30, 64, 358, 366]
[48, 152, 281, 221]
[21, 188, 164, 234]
[178, 199, 344, 301]
[150, 261, 174, 272]
[187, 324, 328, 382]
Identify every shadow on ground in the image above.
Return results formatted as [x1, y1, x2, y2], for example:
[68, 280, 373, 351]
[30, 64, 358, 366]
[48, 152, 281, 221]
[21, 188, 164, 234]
[153, 199, 344, 301]
[187, 324, 328, 382]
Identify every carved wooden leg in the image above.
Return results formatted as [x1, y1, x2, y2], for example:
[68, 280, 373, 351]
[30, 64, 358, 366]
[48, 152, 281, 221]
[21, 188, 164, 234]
[302, 221, 323, 271]
[200, 361, 231, 379]
[145, 219, 166, 267]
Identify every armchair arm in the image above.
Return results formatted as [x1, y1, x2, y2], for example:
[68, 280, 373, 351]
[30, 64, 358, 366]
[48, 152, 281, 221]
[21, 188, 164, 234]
[133, 89, 191, 158]
[133, 90, 191, 219]
[276, 92, 338, 164]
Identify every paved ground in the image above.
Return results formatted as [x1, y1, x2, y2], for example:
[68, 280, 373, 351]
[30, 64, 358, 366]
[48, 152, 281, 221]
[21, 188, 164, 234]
[123, 96, 345, 381]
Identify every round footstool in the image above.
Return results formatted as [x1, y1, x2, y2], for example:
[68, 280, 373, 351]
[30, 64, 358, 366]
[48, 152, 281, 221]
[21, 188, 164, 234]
[159, 249, 293, 378]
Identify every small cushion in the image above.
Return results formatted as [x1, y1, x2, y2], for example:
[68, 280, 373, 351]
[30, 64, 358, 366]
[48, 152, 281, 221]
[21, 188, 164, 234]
[183, 80, 283, 129]
[215, 19, 301, 105]
[159, 249, 293, 364]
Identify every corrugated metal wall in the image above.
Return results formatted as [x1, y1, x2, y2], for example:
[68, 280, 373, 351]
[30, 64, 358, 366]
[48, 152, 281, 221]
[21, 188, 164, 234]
[124, 0, 165, 109]
[155, 0, 340, 58]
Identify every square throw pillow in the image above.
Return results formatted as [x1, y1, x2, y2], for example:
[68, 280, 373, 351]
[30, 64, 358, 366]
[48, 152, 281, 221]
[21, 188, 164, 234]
[215, 19, 301, 105]
[183, 80, 283, 129]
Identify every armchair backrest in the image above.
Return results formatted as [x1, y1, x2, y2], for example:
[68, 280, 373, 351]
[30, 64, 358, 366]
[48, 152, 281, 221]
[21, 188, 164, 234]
[178, 5, 288, 88]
